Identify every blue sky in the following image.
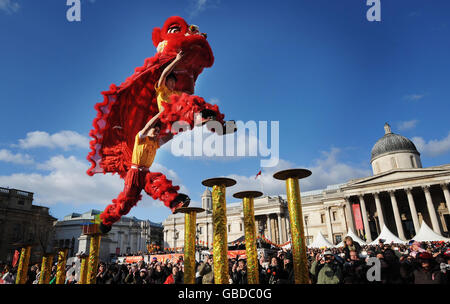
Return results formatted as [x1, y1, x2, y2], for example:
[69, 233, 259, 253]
[0, 0, 449, 223]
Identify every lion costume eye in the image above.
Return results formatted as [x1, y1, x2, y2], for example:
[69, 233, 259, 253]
[167, 26, 181, 34]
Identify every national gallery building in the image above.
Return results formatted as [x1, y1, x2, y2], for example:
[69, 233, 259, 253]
[162, 124, 450, 248]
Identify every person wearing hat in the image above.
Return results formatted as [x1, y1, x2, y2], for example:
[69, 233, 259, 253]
[412, 252, 444, 284]
[310, 250, 342, 284]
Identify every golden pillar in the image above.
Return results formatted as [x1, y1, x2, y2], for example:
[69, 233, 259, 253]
[202, 177, 236, 284]
[87, 234, 102, 284]
[39, 253, 54, 284]
[55, 248, 69, 284]
[233, 191, 262, 284]
[274, 169, 311, 284]
[175, 207, 205, 284]
[15, 245, 32, 284]
[78, 253, 89, 284]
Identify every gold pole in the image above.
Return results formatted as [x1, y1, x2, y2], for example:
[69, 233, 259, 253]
[15, 245, 32, 284]
[176, 207, 205, 284]
[233, 191, 263, 284]
[87, 234, 102, 284]
[274, 169, 312, 284]
[202, 177, 236, 284]
[39, 254, 54, 284]
[78, 254, 89, 284]
[55, 248, 69, 284]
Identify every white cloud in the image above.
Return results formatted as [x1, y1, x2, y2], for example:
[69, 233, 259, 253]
[16, 130, 89, 150]
[0, 149, 34, 165]
[226, 148, 371, 200]
[404, 94, 425, 101]
[397, 120, 419, 131]
[412, 132, 450, 157]
[0, 155, 189, 209]
[0, 0, 20, 14]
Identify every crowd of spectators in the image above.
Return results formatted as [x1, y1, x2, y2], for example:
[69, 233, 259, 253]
[1, 238, 449, 284]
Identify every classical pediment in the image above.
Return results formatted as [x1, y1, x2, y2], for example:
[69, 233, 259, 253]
[344, 166, 450, 188]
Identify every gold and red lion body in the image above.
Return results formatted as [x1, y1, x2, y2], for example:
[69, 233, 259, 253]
[87, 16, 225, 227]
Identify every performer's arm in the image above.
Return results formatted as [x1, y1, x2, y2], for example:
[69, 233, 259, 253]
[157, 51, 183, 88]
[140, 112, 161, 138]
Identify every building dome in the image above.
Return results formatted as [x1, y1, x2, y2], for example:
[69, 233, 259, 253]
[371, 123, 420, 162]
[370, 123, 422, 175]
[202, 188, 212, 197]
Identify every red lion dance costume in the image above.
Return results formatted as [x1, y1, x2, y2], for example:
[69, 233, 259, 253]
[87, 16, 226, 233]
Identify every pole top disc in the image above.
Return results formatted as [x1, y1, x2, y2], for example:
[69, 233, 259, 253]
[174, 207, 205, 214]
[233, 191, 263, 199]
[202, 177, 236, 187]
[273, 169, 312, 180]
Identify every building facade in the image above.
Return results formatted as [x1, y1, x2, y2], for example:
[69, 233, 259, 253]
[163, 124, 450, 248]
[53, 210, 163, 262]
[0, 187, 56, 263]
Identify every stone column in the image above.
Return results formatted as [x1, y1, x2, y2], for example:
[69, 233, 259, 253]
[358, 194, 372, 242]
[441, 183, 450, 215]
[277, 213, 283, 243]
[405, 188, 420, 234]
[343, 197, 355, 232]
[325, 207, 334, 242]
[389, 190, 406, 240]
[266, 214, 272, 240]
[373, 192, 385, 228]
[423, 185, 441, 233]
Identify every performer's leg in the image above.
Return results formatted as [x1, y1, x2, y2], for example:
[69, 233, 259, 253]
[144, 172, 190, 212]
[100, 170, 143, 228]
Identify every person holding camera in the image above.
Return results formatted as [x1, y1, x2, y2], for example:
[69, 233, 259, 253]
[198, 255, 214, 284]
[310, 250, 343, 284]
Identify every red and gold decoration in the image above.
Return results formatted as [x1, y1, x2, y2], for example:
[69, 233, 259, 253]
[77, 253, 89, 284]
[39, 253, 54, 284]
[15, 245, 32, 284]
[274, 169, 312, 284]
[55, 248, 69, 284]
[202, 177, 236, 284]
[233, 191, 262, 284]
[174, 207, 205, 284]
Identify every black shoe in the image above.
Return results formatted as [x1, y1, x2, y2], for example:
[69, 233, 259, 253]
[171, 193, 191, 213]
[99, 222, 112, 234]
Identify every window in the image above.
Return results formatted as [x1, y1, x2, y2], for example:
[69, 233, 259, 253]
[391, 157, 397, 169]
[334, 234, 342, 244]
[410, 155, 416, 168]
[320, 214, 325, 224]
[18, 200, 24, 205]
[240, 223, 242, 231]
[304, 216, 309, 226]
[228, 224, 231, 232]
[332, 211, 337, 221]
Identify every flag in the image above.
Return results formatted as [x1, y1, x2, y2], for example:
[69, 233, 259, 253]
[255, 170, 262, 179]
[12, 250, 20, 267]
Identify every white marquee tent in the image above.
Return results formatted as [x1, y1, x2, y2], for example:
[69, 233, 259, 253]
[369, 224, 407, 245]
[308, 231, 335, 248]
[411, 222, 450, 242]
[335, 228, 367, 247]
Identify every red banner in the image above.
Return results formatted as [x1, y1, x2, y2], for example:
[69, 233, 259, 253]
[352, 203, 364, 231]
[227, 250, 246, 259]
[12, 250, 20, 267]
[125, 256, 144, 264]
[149, 253, 184, 263]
